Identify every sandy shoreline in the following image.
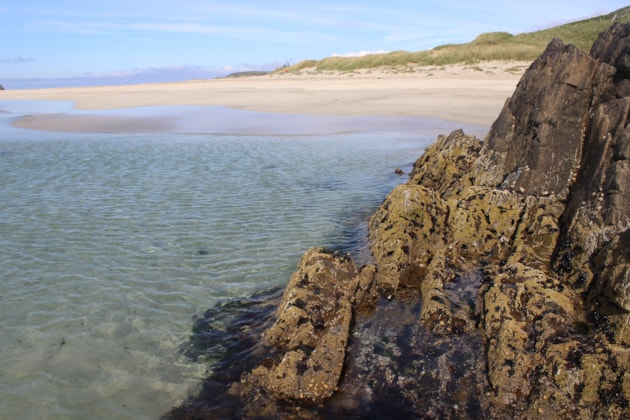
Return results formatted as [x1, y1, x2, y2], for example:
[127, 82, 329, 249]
[0, 61, 529, 133]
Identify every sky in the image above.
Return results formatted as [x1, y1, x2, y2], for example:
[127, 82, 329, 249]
[0, 1, 627, 89]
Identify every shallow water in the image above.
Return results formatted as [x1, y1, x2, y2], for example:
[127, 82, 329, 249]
[2, 100, 489, 137]
[0, 107, 439, 418]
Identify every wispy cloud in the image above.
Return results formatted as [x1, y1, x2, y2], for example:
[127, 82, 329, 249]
[0, 57, 36, 63]
[39, 19, 222, 35]
[332, 50, 388, 57]
[37, 18, 338, 45]
[18, 1, 395, 44]
[5, 0, 625, 88]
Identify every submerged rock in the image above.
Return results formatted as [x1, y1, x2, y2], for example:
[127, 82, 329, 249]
[170, 23, 630, 419]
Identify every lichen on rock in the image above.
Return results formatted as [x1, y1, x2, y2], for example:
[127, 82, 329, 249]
[364, 23, 630, 418]
[247, 248, 362, 401]
[168, 23, 630, 419]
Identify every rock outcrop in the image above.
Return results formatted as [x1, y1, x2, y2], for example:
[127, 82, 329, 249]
[367, 23, 630, 417]
[168, 23, 630, 419]
[245, 248, 370, 402]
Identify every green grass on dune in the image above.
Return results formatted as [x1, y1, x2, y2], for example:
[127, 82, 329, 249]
[277, 6, 630, 73]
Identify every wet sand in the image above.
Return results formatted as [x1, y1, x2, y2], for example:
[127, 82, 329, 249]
[0, 60, 529, 134]
[12, 113, 178, 133]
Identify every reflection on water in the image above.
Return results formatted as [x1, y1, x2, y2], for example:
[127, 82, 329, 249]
[0, 99, 488, 137]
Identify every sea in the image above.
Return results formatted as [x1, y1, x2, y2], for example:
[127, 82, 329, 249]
[0, 101, 481, 419]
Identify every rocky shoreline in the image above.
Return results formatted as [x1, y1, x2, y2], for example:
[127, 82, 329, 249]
[167, 23, 630, 419]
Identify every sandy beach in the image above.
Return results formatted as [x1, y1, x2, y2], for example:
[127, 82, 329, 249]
[0, 61, 529, 133]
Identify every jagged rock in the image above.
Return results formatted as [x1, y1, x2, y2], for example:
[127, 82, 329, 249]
[368, 183, 449, 292]
[246, 248, 361, 401]
[367, 24, 630, 417]
[546, 27, 630, 358]
[591, 229, 630, 345]
[368, 129, 482, 294]
[0, 84, 4, 90]
[591, 21, 630, 77]
[473, 38, 616, 199]
[555, 97, 630, 292]
[170, 23, 630, 419]
[408, 129, 481, 197]
[481, 261, 579, 411]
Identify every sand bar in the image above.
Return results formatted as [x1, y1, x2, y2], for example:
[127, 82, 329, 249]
[0, 61, 529, 134]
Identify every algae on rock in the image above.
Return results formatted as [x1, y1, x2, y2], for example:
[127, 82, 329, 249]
[168, 23, 630, 419]
[366, 23, 630, 418]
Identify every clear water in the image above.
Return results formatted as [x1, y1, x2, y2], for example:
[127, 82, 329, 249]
[0, 110, 436, 418]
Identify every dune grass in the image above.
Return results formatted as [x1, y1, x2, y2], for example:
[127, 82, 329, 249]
[277, 6, 630, 73]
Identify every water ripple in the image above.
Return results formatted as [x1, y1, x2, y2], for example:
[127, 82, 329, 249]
[0, 130, 429, 418]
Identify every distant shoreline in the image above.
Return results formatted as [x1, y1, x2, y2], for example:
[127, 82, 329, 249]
[0, 60, 528, 133]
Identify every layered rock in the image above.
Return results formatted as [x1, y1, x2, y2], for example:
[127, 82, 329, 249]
[210, 249, 379, 418]
[366, 23, 630, 417]
[246, 248, 370, 401]
[473, 39, 616, 199]
[169, 23, 630, 419]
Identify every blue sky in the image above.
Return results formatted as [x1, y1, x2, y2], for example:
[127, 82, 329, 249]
[0, 1, 627, 88]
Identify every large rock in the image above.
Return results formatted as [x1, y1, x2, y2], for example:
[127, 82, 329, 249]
[169, 23, 630, 419]
[241, 248, 373, 402]
[592, 229, 630, 345]
[550, 24, 630, 341]
[367, 24, 630, 417]
[591, 21, 630, 77]
[473, 39, 616, 199]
